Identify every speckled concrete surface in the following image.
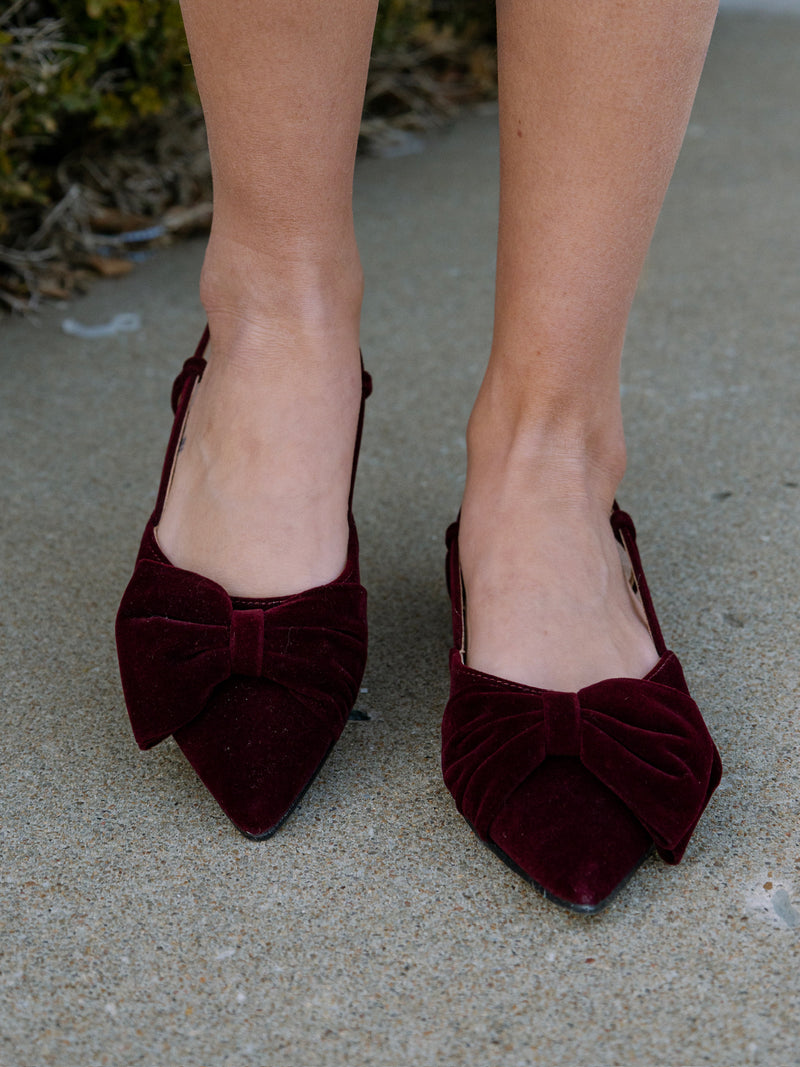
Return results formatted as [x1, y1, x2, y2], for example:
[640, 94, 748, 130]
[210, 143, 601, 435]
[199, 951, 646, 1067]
[2, 14, 799, 1067]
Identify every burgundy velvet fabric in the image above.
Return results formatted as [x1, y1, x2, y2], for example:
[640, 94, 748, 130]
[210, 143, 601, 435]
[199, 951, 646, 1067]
[115, 329, 371, 838]
[441, 513, 722, 911]
[117, 548, 366, 751]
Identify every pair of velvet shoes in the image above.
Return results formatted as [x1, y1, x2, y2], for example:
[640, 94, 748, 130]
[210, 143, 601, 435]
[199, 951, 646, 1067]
[116, 331, 721, 910]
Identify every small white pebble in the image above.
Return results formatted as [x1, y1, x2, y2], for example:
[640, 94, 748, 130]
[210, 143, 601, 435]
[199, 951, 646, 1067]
[215, 948, 236, 960]
[236, 992, 247, 1004]
[105, 1003, 117, 1017]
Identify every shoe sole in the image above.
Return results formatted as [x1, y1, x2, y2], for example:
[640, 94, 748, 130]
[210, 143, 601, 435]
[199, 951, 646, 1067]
[468, 820, 655, 915]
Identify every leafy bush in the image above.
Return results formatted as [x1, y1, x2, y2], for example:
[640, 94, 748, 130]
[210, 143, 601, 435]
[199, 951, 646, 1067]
[1, 1, 194, 224]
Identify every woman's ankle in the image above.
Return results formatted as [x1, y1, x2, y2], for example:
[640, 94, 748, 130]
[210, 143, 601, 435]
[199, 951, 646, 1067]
[465, 376, 628, 511]
[458, 378, 658, 691]
[198, 231, 365, 373]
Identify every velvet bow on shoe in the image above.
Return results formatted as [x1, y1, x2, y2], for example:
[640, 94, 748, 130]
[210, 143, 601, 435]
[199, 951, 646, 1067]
[116, 328, 372, 838]
[441, 508, 722, 913]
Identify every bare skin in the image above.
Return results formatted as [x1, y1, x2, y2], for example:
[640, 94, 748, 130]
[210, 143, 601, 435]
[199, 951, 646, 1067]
[157, 0, 378, 596]
[159, 0, 718, 690]
[459, 0, 718, 690]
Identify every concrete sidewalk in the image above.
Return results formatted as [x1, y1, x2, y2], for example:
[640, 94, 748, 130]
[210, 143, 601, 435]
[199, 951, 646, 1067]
[2, 12, 799, 1067]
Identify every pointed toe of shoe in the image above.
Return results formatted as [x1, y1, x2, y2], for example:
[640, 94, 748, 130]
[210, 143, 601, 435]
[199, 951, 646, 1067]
[487, 758, 653, 912]
[174, 676, 342, 839]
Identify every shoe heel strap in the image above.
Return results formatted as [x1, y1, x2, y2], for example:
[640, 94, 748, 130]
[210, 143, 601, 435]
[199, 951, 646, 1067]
[348, 357, 372, 512]
[611, 505, 667, 656]
[154, 327, 210, 521]
[170, 325, 210, 414]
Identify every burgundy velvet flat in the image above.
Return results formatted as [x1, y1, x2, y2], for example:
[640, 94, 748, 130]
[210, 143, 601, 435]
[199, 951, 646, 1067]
[441, 506, 722, 914]
[116, 327, 371, 839]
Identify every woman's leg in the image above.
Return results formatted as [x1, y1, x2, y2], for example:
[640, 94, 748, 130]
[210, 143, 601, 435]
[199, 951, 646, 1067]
[157, 0, 378, 597]
[459, 0, 718, 691]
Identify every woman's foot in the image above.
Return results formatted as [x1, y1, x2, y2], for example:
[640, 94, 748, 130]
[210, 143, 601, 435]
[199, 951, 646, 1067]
[156, 285, 364, 599]
[116, 314, 372, 839]
[459, 396, 660, 693]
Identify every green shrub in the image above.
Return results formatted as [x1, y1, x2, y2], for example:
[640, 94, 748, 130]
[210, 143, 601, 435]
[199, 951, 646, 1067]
[0, 1, 195, 237]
